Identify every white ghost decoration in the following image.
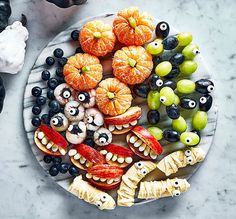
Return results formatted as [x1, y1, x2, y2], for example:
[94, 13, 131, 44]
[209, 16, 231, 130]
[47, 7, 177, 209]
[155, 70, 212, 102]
[0, 21, 29, 74]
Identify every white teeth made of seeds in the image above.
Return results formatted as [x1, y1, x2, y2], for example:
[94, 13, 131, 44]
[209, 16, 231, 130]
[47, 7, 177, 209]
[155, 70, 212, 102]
[68, 149, 92, 167]
[99, 150, 133, 164]
[37, 132, 65, 155]
[128, 134, 157, 159]
[85, 173, 121, 184]
[108, 120, 138, 132]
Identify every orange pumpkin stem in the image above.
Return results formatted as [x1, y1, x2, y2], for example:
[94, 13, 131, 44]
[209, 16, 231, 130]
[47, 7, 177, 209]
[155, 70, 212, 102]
[93, 32, 102, 39]
[82, 66, 90, 72]
[107, 92, 115, 99]
[128, 58, 137, 68]
[128, 17, 137, 29]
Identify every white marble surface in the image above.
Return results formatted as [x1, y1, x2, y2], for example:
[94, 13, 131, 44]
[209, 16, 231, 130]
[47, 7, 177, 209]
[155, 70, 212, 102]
[0, 0, 235, 218]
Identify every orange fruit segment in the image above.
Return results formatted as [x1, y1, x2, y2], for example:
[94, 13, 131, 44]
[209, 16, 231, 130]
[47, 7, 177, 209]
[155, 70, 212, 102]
[79, 20, 116, 57]
[63, 53, 103, 91]
[96, 78, 132, 116]
[112, 46, 153, 85]
[113, 7, 154, 46]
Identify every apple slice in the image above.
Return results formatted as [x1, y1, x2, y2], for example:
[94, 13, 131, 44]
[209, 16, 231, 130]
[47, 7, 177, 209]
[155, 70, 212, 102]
[69, 144, 106, 170]
[99, 144, 134, 168]
[105, 106, 141, 134]
[34, 125, 68, 156]
[127, 126, 163, 160]
[86, 164, 124, 190]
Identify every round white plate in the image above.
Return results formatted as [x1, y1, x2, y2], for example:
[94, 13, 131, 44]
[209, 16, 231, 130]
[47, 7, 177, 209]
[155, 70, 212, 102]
[23, 13, 218, 205]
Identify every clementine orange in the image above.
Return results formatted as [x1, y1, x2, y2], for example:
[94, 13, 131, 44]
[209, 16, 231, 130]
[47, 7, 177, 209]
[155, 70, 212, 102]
[63, 53, 103, 91]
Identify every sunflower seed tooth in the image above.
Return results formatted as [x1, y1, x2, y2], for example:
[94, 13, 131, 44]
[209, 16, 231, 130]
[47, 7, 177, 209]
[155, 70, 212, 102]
[117, 157, 125, 163]
[134, 139, 143, 147]
[108, 125, 115, 132]
[144, 147, 150, 156]
[37, 132, 45, 140]
[106, 152, 113, 161]
[112, 154, 118, 161]
[150, 150, 157, 159]
[114, 178, 120, 182]
[59, 148, 66, 155]
[85, 161, 91, 167]
[79, 157, 86, 164]
[93, 176, 99, 181]
[86, 173, 92, 179]
[125, 157, 133, 164]
[46, 141, 53, 149]
[100, 178, 106, 182]
[74, 153, 81, 160]
[68, 149, 77, 157]
[107, 179, 114, 184]
[139, 143, 146, 152]
[130, 120, 137, 126]
[100, 150, 108, 155]
[115, 125, 123, 130]
[126, 133, 131, 142]
[123, 123, 130, 128]
[51, 145, 58, 152]
[130, 136, 138, 144]
[41, 137, 48, 145]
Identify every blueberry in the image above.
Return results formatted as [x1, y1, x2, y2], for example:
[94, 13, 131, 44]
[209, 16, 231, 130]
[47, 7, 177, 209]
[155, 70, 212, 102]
[71, 30, 79, 41]
[58, 163, 70, 174]
[49, 100, 61, 113]
[58, 77, 65, 84]
[48, 109, 56, 117]
[49, 165, 59, 176]
[148, 74, 163, 90]
[152, 56, 162, 67]
[161, 79, 177, 90]
[166, 104, 180, 119]
[180, 97, 196, 109]
[32, 105, 41, 115]
[75, 47, 84, 54]
[36, 96, 46, 106]
[155, 21, 170, 39]
[45, 56, 55, 66]
[52, 156, 62, 164]
[169, 53, 185, 66]
[163, 129, 180, 142]
[84, 138, 95, 147]
[47, 89, 55, 100]
[199, 94, 213, 112]
[133, 83, 150, 98]
[86, 130, 95, 137]
[58, 57, 68, 67]
[31, 117, 41, 127]
[47, 78, 59, 90]
[31, 86, 42, 97]
[69, 165, 79, 176]
[43, 155, 52, 163]
[56, 67, 64, 77]
[41, 114, 50, 124]
[41, 70, 51, 81]
[162, 36, 179, 50]
[60, 107, 64, 113]
[147, 110, 160, 124]
[53, 48, 64, 58]
[164, 66, 180, 79]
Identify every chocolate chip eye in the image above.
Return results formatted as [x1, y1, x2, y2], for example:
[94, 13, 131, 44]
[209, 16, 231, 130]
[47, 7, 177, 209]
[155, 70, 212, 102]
[160, 23, 167, 30]
[185, 149, 192, 157]
[207, 85, 214, 92]
[200, 96, 207, 104]
[78, 91, 90, 103]
[156, 79, 163, 86]
[173, 190, 181, 196]
[62, 89, 71, 99]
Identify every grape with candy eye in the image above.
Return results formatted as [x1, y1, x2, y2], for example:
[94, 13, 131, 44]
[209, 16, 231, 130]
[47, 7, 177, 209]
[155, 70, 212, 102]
[148, 74, 163, 90]
[180, 131, 200, 146]
[146, 39, 164, 56]
[180, 97, 197, 109]
[199, 94, 213, 112]
[155, 21, 170, 39]
[159, 87, 175, 106]
[182, 44, 200, 60]
[195, 79, 214, 94]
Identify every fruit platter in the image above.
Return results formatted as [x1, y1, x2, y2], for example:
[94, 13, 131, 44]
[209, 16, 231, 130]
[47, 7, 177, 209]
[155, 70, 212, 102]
[23, 7, 217, 210]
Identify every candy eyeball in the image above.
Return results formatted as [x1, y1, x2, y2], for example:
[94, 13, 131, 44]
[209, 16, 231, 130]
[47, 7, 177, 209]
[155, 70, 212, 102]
[193, 48, 200, 55]
[94, 127, 112, 146]
[135, 161, 144, 169]
[50, 113, 69, 132]
[156, 79, 163, 87]
[172, 179, 180, 188]
[184, 149, 192, 157]
[64, 101, 85, 122]
[95, 200, 103, 208]
[160, 23, 168, 31]
[180, 132, 200, 146]
[200, 96, 207, 104]
[159, 87, 175, 106]
[139, 168, 148, 176]
[207, 85, 214, 93]
[173, 190, 181, 196]
[160, 96, 167, 103]
[54, 83, 75, 105]
[188, 100, 196, 108]
[185, 137, 192, 144]
[186, 156, 194, 164]
[146, 39, 164, 55]
[100, 194, 109, 202]
[78, 91, 90, 103]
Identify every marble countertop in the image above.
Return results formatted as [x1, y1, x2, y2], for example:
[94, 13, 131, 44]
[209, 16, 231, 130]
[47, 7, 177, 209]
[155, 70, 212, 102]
[0, 0, 235, 218]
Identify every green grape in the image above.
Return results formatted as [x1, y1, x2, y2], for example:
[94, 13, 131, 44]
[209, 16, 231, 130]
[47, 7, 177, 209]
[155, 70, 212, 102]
[155, 61, 172, 77]
[148, 126, 163, 140]
[177, 32, 193, 47]
[192, 111, 208, 131]
[180, 131, 200, 146]
[147, 90, 161, 110]
[172, 116, 187, 133]
[179, 60, 198, 75]
[182, 44, 200, 60]
[174, 94, 180, 105]
[146, 39, 164, 56]
[159, 87, 175, 106]
[177, 79, 196, 94]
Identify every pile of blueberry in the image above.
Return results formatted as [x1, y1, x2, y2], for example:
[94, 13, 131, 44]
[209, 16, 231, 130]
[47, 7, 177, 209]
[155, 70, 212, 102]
[43, 155, 79, 177]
